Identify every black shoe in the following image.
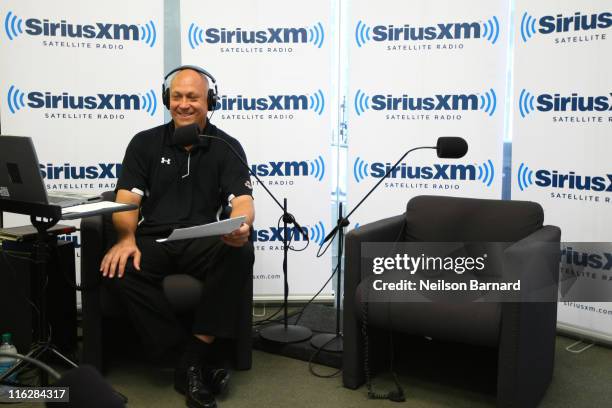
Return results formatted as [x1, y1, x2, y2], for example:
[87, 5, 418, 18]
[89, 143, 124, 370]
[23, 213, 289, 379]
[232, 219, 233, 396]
[175, 365, 217, 408]
[204, 368, 230, 395]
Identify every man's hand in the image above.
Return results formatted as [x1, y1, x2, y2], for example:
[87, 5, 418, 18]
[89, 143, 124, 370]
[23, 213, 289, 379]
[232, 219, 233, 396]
[100, 239, 141, 278]
[221, 222, 251, 247]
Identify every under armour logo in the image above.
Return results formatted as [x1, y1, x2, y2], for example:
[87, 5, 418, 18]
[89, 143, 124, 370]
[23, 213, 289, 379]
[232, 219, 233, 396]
[245, 180, 252, 190]
[161, 157, 171, 165]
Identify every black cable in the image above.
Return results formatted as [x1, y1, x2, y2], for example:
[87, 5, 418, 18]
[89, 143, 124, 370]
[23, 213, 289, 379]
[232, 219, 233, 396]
[307, 335, 341, 378]
[315, 228, 336, 258]
[252, 303, 284, 327]
[360, 220, 408, 402]
[287, 227, 310, 252]
[294, 264, 338, 326]
[252, 308, 302, 328]
[253, 263, 338, 330]
[0, 352, 61, 380]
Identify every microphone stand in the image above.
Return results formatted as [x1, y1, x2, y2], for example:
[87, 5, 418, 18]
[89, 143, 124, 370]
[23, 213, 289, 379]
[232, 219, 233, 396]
[311, 145, 436, 352]
[200, 133, 312, 343]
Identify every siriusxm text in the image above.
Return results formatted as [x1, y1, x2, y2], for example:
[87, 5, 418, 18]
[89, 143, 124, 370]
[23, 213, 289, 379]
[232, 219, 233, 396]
[251, 162, 309, 176]
[27, 92, 141, 110]
[251, 227, 308, 242]
[562, 247, 612, 270]
[537, 93, 612, 112]
[370, 163, 478, 180]
[539, 12, 612, 34]
[202, 27, 307, 43]
[371, 94, 479, 111]
[536, 170, 612, 192]
[371, 22, 481, 41]
[216, 95, 308, 111]
[39, 163, 122, 180]
[24, 19, 139, 40]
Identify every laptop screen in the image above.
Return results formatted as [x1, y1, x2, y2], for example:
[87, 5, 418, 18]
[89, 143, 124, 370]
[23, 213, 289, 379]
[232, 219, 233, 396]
[0, 135, 50, 205]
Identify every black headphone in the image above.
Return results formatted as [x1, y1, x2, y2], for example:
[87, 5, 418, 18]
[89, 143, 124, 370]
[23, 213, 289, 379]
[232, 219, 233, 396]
[162, 65, 219, 111]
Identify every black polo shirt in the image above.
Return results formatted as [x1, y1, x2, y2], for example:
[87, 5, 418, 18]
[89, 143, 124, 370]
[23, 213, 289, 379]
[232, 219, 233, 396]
[116, 121, 253, 236]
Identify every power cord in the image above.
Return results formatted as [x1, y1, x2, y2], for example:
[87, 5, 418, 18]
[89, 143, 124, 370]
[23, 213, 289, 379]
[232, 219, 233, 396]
[308, 335, 341, 378]
[360, 220, 408, 402]
[294, 264, 338, 326]
[361, 300, 405, 402]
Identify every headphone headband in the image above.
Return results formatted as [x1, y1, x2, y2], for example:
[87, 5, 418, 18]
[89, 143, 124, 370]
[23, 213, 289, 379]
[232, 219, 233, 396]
[163, 64, 217, 85]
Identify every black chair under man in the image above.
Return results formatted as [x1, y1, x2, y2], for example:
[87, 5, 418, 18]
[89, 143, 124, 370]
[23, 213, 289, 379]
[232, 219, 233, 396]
[80, 191, 253, 372]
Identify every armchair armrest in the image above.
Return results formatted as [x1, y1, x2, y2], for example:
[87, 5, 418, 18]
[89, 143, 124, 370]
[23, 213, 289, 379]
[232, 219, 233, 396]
[502, 225, 562, 301]
[497, 225, 561, 408]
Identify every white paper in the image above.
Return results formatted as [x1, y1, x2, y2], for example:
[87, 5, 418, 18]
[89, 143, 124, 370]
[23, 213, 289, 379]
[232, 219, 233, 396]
[61, 201, 131, 215]
[156, 216, 247, 243]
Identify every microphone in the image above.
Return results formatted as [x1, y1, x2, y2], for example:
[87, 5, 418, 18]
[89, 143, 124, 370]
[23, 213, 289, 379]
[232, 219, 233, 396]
[436, 136, 468, 158]
[172, 123, 307, 236]
[173, 123, 201, 146]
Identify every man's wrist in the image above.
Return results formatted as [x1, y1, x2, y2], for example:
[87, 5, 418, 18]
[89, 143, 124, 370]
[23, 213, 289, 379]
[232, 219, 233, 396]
[117, 233, 136, 245]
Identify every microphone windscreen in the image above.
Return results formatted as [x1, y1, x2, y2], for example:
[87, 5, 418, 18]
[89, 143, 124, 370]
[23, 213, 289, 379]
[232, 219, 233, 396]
[436, 137, 468, 158]
[46, 365, 125, 408]
[172, 123, 200, 146]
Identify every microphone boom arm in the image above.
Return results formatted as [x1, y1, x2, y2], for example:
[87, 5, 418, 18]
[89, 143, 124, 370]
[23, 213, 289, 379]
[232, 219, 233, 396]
[322, 145, 435, 244]
[200, 134, 306, 234]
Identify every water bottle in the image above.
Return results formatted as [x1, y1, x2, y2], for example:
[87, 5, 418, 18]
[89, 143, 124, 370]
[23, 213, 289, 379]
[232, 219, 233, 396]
[0, 333, 18, 395]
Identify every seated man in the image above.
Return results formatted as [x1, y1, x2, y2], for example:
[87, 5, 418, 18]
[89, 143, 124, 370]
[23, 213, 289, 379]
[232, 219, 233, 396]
[100, 66, 254, 408]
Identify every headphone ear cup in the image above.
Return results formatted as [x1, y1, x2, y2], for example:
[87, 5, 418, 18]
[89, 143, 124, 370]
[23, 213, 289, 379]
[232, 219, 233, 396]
[162, 84, 170, 110]
[207, 89, 217, 111]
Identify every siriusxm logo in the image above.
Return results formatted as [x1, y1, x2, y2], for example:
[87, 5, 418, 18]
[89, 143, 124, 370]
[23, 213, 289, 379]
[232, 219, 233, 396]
[250, 156, 325, 181]
[561, 247, 612, 271]
[251, 222, 326, 245]
[355, 16, 499, 47]
[40, 163, 122, 180]
[6, 85, 157, 116]
[353, 158, 495, 187]
[354, 89, 497, 116]
[187, 22, 324, 49]
[3, 11, 157, 47]
[520, 11, 612, 42]
[517, 163, 612, 192]
[216, 90, 324, 115]
[518, 89, 612, 118]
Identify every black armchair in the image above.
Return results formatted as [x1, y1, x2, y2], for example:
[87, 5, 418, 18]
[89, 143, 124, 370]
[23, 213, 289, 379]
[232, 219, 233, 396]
[80, 192, 252, 372]
[343, 195, 561, 408]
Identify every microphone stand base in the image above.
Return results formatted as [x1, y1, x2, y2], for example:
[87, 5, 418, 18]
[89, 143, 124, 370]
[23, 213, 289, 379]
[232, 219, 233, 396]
[310, 333, 343, 352]
[260, 324, 312, 344]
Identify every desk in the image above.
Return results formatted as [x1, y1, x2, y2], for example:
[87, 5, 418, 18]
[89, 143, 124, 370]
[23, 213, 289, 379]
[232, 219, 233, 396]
[0, 198, 136, 384]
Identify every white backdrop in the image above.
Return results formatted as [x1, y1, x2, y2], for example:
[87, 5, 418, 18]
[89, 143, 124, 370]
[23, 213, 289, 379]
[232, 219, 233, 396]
[180, 0, 334, 299]
[512, 0, 612, 343]
[0, 0, 164, 293]
[346, 0, 509, 228]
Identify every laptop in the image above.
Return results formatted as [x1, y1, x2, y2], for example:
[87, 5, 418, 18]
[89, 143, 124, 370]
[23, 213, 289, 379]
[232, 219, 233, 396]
[0, 135, 101, 208]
